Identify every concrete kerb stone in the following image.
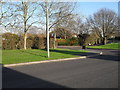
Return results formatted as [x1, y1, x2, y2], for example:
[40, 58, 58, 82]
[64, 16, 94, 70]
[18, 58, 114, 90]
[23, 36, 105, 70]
[3, 56, 87, 67]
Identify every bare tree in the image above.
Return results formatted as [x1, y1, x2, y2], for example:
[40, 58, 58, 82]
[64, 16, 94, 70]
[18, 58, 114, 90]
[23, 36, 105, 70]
[22, 2, 40, 50]
[54, 26, 72, 39]
[88, 8, 118, 44]
[38, 2, 75, 56]
[1, 2, 40, 49]
[6, 2, 39, 49]
[60, 14, 90, 35]
[39, 2, 75, 32]
[0, 2, 15, 28]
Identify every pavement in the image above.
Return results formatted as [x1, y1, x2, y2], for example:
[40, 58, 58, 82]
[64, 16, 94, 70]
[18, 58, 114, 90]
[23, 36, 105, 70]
[2, 47, 119, 88]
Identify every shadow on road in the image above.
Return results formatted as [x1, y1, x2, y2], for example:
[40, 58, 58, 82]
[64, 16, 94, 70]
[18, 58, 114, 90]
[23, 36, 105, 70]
[57, 46, 119, 62]
[88, 54, 119, 62]
[87, 49, 119, 62]
[51, 48, 119, 62]
[109, 51, 120, 56]
[2, 67, 70, 88]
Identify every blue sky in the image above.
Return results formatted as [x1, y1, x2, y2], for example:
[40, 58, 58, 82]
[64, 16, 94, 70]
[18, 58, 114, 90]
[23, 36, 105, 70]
[74, 2, 118, 18]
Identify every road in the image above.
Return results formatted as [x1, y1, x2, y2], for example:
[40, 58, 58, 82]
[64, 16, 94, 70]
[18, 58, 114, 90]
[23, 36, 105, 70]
[2, 47, 119, 88]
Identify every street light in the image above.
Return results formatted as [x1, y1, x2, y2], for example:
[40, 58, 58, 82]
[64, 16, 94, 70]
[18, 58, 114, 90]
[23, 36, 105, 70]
[45, 0, 50, 58]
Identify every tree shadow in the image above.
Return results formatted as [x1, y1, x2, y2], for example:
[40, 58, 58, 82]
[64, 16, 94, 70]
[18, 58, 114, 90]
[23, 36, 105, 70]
[19, 48, 98, 58]
[57, 46, 82, 50]
[86, 49, 119, 61]
[2, 67, 72, 88]
[88, 54, 119, 62]
[52, 47, 119, 62]
[109, 50, 120, 56]
[19, 50, 47, 58]
[50, 49, 98, 56]
[86, 48, 120, 51]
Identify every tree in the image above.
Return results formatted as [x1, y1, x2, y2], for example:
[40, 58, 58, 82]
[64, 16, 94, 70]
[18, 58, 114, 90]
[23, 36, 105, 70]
[22, 2, 39, 50]
[52, 13, 77, 49]
[62, 15, 92, 46]
[0, 2, 16, 34]
[2, 2, 40, 49]
[78, 33, 90, 46]
[88, 8, 118, 45]
[0, 2, 11, 26]
[54, 26, 72, 39]
[3, 2, 39, 49]
[39, 2, 75, 57]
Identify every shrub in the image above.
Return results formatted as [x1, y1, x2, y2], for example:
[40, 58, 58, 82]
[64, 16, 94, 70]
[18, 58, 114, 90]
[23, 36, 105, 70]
[57, 38, 79, 46]
[57, 39, 68, 46]
[2, 33, 57, 50]
[49, 38, 54, 48]
[2, 33, 19, 50]
[69, 37, 79, 46]
[38, 37, 46, 49]
[27, 35, 34, 49]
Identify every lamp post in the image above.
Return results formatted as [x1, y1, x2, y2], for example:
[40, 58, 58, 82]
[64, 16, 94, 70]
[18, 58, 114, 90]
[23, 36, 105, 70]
[45, 0, 50, 57]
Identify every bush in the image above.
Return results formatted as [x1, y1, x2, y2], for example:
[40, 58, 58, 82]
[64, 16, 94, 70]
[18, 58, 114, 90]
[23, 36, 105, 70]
[69, 37, 79, 46]
[38, 37, 46, 49]
[115, 36, 120, 40]
[2, 33, 19, 50]
[31, 35, 47, 49]
[49, 38, 54, 48]
[31, 35, 39, 49]
[57, 38, 79, 46]
[17, 35, 24, 49]
[2, 33, 51, 50]
[27, 35, 34, 49]
[1, 33, 74, 49]
[57, 39, 68, 46]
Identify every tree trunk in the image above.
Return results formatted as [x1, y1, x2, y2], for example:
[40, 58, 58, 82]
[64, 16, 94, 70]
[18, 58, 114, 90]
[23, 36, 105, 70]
[98, 38, 101, 44]
[23, 2, 27, 50]
[94, 39, 97, 45]
[64, 30, 66, 39]
[103, 37, 107, 45]
[24, 32, 27, 50]
[53, 32, 56, 49]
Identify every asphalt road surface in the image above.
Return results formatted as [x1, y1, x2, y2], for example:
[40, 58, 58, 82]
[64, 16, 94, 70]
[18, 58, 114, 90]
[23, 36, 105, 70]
[2, 47, 119, 88]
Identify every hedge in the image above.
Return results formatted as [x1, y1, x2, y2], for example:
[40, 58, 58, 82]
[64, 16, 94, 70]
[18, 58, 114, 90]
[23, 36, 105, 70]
[2, 33, 54, 50]
[57, 37, 79, 46]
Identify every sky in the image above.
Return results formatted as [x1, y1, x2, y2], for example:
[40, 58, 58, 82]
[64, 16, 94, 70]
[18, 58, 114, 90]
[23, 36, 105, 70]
[74, 2, 118, 18]
[1, 1, 119, 34]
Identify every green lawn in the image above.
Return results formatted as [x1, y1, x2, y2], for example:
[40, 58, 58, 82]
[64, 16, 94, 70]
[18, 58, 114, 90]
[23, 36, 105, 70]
[2, 48, 88, 64]
[87, 43, 120, 49]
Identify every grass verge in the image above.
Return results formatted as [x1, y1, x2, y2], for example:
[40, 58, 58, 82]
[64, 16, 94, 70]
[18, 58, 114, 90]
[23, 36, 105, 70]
[2, 48, 88, 64]
[87, 43, 120, 49]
